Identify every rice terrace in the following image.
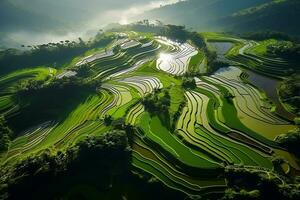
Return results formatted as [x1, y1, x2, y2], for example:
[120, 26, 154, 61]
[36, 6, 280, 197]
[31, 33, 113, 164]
[0, 0, 300, 200]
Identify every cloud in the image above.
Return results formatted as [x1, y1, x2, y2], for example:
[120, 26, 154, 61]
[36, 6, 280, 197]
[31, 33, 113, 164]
[1, 0, 182, 48]
[87, 0, 181, 27]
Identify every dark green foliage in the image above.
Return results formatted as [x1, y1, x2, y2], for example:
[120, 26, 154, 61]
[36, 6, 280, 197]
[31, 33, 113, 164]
[76, 63, 93, 77]
[160, 25, 206, 49]
[241, 31, 293, 41]
[189, 32, 206, 49]
[267, 41, 300, 60]
[278, 76, 300, 115]
[161, 25, 188, 42]
[18, 79, 47, 92]
[142, 89, 170, 113]
[276, 128, 300, 156]
[104, 115, 113, 126]
[0, 116, 12, 152]
[223, 166, 300, 200]
[126, 22, 165, 34]
[222, 189, 260, 200]
[0, 35, 114, 76]
[0, 41, 87, 75]
[9, 77, 94, 134]
[182, 77, 196, 89]
[113, 45, 122, 54]
[209, 60, 230, 73]
[142, 89, 171, 129]
[0, 130, 130, 200]
[206, 50, 230, 73]
[223, 0, 300, 36]
[223, 91, 235, 104]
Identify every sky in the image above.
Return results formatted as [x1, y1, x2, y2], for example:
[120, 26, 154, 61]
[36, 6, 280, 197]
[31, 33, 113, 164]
[0, 0, 181, 48]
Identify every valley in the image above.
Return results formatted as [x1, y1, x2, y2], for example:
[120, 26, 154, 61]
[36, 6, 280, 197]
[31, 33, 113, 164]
[0, 27, 299, 199]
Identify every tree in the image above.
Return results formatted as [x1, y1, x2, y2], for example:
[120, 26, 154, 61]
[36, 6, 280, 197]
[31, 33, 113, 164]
[223, 91, 235, 104]
[104, 115, 113, 126]
[276, 128, 300, 156]
[0, 130, 130, 200]
[182, 77, 196, 89]
[0, 116, 12, 151]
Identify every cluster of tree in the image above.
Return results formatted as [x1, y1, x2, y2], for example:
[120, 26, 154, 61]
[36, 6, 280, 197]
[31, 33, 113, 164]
[0, 35, 114, 76]
[142, 89, 171, 128]
[241, 31, 293, 41]
[76, 63, 93, 77]
[18, 75, 101, 95]
[267, 41, 300, 60]
[0, 116, 12, 152]
[160, 25, 206, 49]
[104, 115, 113, 126]
[189, 32, 206, 49]
[222, 166, 300, 200]
[223, 91, 235, 104]
[107, 21, 165, 35]
[17, 79, 47, 93]
[205, 50, 230, 74]
[142, 89, 171, 114]
[182, 77, 196, 89]
[209, 60, 230, 74]
[10, 76, 99, 134]
[0, 130, 130, 200]
[278, 76, 300, 115]
[276, 128, 300, 157]
[161, 25, 188, 42]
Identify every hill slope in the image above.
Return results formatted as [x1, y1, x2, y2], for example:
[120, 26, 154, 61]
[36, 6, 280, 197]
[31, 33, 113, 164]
[221, 0, 300, 34]
[140, 0, 300, 35]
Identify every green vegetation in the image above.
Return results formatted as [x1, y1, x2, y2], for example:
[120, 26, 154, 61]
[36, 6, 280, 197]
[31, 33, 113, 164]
[267, 41, 300, 60]
[0, 29, 299, 199]
[161, 25, 206, 49]
[0, 130, 130, 200]
[141, 0, 300, 35]
[276, 128, 300, 156]
[241, 31, 293, 41]
[142, 89, 171, 129]
[0, 116, 12, 151]
[279, 76, 300, 116]
[0, 35, 114, 76]
[223, 165, 300, 200]
[182, 77, 196, 89]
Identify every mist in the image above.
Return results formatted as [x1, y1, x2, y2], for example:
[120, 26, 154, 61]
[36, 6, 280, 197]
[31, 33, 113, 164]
[0, 0, 180, 48]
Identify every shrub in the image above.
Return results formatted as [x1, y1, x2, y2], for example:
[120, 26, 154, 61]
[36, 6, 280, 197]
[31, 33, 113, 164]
[182, 77, 196, 89]
[276, 128, 300, 156]
[0, 130, 130, 200]
[0, 116, 12, 152]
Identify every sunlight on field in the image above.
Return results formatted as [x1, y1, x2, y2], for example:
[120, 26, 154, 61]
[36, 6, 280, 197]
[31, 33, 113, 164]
[159, 53, 173, 62]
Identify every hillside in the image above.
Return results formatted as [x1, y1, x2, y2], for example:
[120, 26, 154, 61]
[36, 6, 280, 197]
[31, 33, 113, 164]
[221, 0, 300, 34]
[0, 25, 299, 199]
[140, 0, 300, 35]
[0, 0, 73, 33]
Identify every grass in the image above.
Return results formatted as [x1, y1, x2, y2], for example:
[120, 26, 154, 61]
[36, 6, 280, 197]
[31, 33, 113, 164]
[188, 51, 205, 73]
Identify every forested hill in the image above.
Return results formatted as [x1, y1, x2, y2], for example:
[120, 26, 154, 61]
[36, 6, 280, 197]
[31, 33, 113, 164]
[140, 0, 300, 35]
[0, 0, 69, 32]
[220, 0, 300, 35]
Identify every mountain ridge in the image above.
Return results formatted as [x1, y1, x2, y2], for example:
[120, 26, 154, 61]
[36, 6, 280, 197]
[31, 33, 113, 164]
[139, 0, 300, 35]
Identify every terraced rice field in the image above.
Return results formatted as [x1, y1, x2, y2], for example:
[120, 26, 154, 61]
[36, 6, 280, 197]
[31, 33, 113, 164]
[0, 32, 298, 197]
[156, 37, 198, 75]
[226, 40, 298, 78]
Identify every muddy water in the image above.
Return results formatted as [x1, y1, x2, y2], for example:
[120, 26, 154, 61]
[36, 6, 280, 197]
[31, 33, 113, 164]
[245, 70, 296, 121]
[209, 42, 234, 56]
[209, 42, 234, 64]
